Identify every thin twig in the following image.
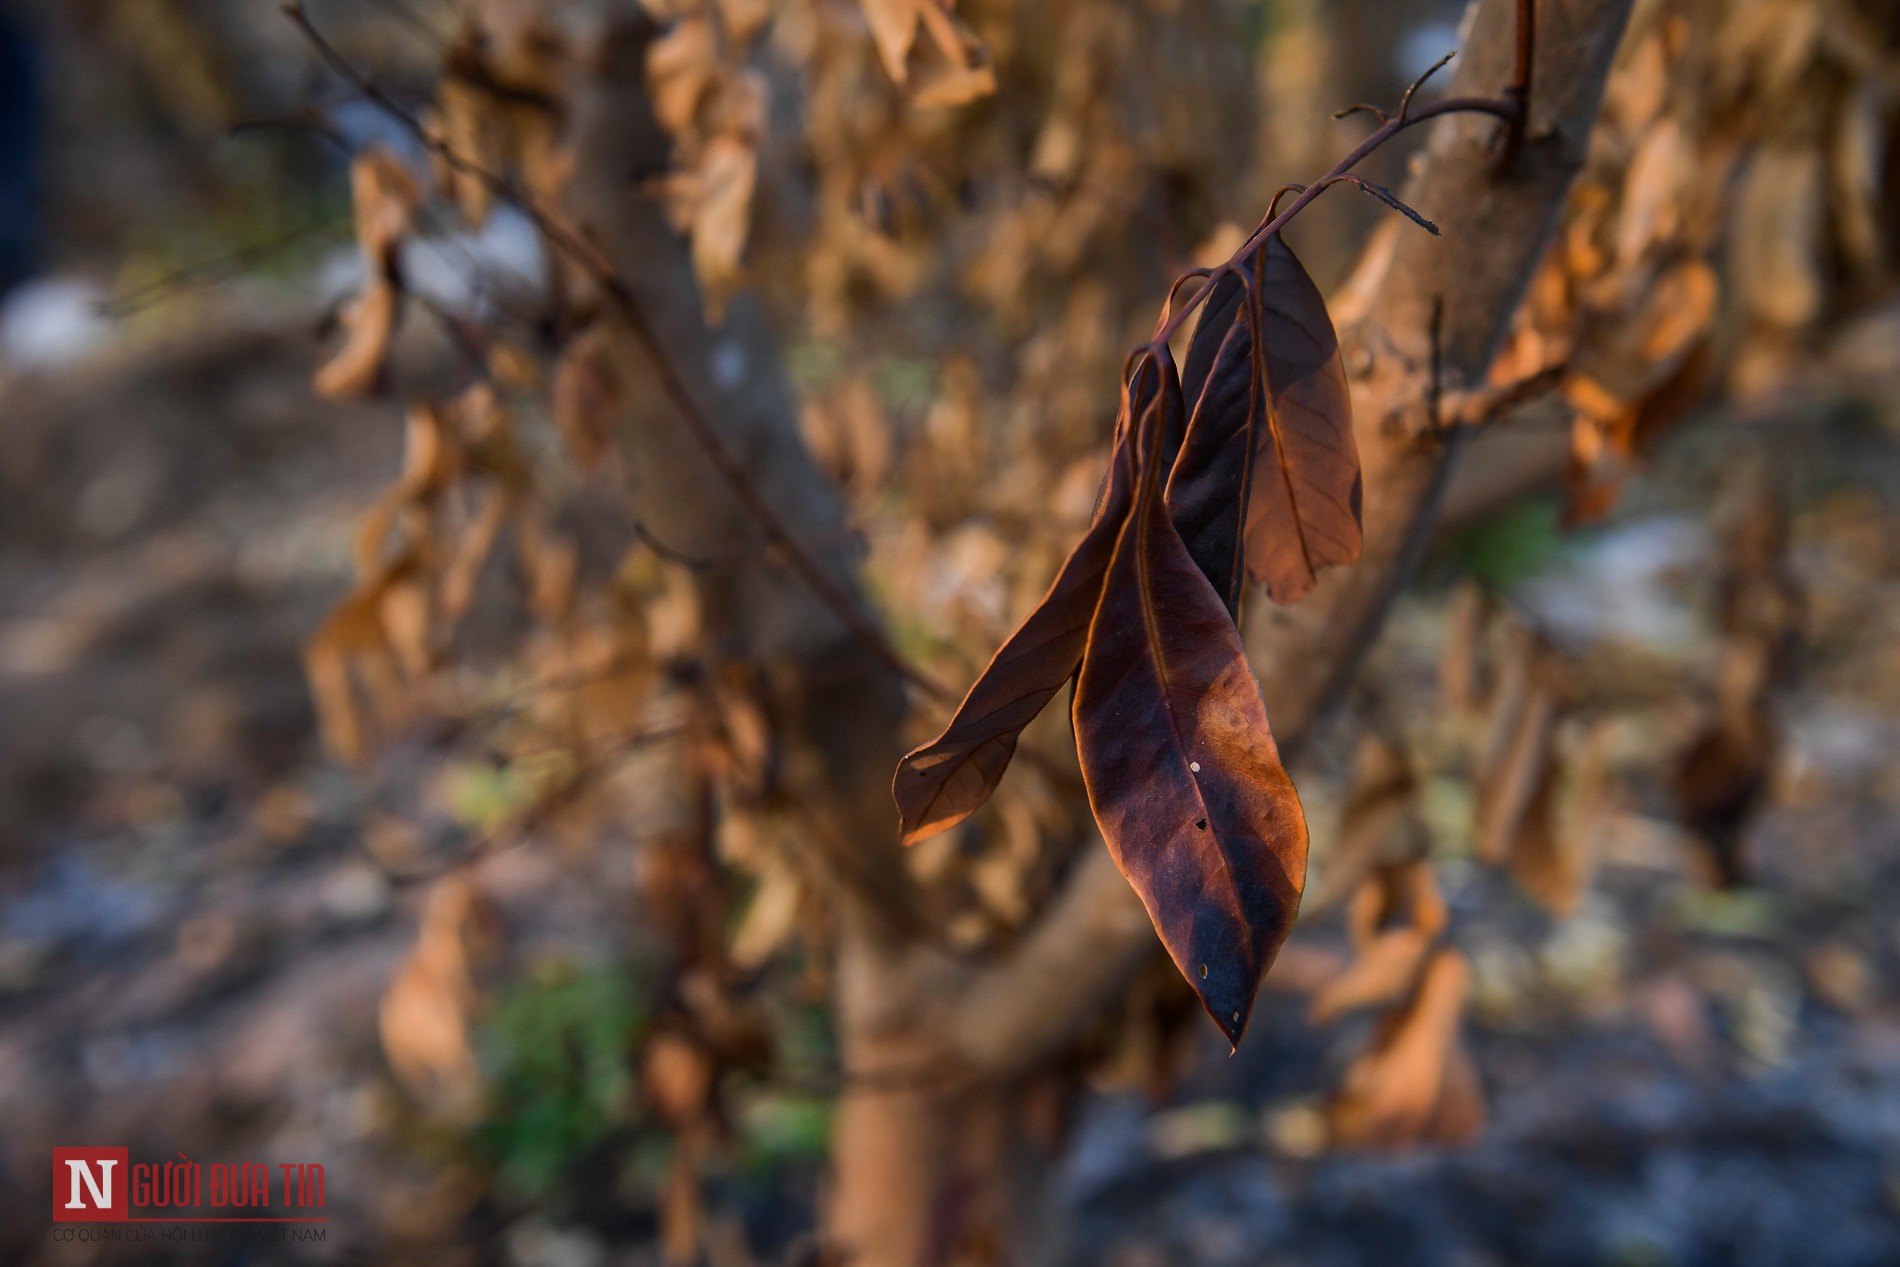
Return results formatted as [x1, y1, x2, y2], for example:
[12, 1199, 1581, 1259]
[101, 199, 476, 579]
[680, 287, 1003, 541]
[1460, 358, 1569, 426]
[1148, 0, 1532, 349]
[1500, 0, 1537, 170]
[413, 291, 493, 375]
[633, 517, 724, 572]
[100, 215, 350, 317]
[1398, 51, 1459, 124]
[230, 105, 355, 154]
[384, 720, 693, 886]
[1264, 182, 1306, 220]
[282, 1, 951, 703]
[1318, 175, 1440, 234]
[1150, 96, 1520, 349]
[369, 0, 452, 50]
[1333, 103, 1389, 125]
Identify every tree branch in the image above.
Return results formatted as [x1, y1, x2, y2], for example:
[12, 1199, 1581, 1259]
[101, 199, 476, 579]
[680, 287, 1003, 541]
[281, 2, 948, 705]
[946, 0, 1635, 1080]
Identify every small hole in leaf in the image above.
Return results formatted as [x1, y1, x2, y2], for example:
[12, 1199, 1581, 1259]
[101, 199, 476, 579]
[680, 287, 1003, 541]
[1189, 761, 1201, 773]
[1199, 963, 1208, 979]
[1194, 817, 1207, 830]
[1231, 1011, 1241, 1023]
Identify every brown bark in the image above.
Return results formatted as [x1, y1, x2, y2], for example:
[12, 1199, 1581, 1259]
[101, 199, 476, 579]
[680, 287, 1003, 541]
[564, 24, 969, 1265]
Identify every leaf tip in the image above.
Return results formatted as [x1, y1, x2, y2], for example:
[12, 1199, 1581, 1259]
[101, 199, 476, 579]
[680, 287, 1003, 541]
[1197, 972, 1255, 1049]
[896, 815, 954, 848]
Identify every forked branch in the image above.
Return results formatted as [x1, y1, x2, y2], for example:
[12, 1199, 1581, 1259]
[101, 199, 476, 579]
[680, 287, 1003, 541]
[1146, 39, 1524, 353]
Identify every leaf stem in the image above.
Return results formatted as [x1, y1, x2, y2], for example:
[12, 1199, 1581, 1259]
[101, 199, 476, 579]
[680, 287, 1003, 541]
[1150, 93, 1519, 350]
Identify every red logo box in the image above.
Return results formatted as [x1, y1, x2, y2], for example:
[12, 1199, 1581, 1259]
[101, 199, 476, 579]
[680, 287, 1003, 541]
[51, 1148, 129, 1222]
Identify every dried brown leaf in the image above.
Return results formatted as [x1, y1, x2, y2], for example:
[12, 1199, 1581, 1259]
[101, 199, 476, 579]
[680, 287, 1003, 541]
[433, 73, 502, 226]
[1309, 926, 1434, 1025]
[314, 148, 420, 399]
[858, 0, 922, 85]
[1306, 731, 1426, 913]
[1327, 947, 1484, 1149]
[690, 133, 758, 321]
[314, 279, 399, 400]
[892, 370, 1159, 845]
[379, 877, 502, 1115]
[647, 17, 718, 135]
[1074, 357, 1307, 1046]
[1167, 236, 1359, 608]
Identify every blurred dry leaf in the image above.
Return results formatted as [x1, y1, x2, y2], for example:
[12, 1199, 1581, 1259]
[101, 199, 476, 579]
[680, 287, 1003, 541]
[1675, 461, 1798, 886]
[1473, 625, 1560, 867]
[1439, 581, 1490, 714]
[1347, 859, 1448, 949]
[1733, 146, 1826, 332]
[1615, 120, 1685, 270]
[859, 0, 925, 83]
[305, 556, 430, 762]
[858, 0, 995, 106]
[801, 375, 894, 497]
[728, 859, 803, 970]
[315, 148, 420, 400]
[717, 0, 771, 42]
[648, 16, 720, 134]
[1327, 947, 1485, 1149]
[431, 66, 502, 226]
[1806, 941, 1875, 1015]
[644, 1030, 716, 1127]
[648, 29, 764, 318]
[1308, 731, 1427, 913]
[1470, 622, 1594, 914]
[314, 280, 401, 401]
[687, 133, 759, 321]
[1516, 720, 1607, 918]
[1310, 927, 1435, 1025]
[379, 877, 502, 1116]
[552, 323, 622, 471]
[645, 1031, 716, 1266]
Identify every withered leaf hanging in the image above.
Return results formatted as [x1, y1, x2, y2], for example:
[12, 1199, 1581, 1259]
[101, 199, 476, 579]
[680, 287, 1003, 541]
[1072, 349, 1307, 1047]
[1171, 234, 1359, 608]
[893, 234, 1355, 1043]
[891, 369, 1159, 846]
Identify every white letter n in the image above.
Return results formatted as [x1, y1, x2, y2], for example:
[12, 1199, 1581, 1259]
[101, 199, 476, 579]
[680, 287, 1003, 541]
[65, 1159, 115, 1210]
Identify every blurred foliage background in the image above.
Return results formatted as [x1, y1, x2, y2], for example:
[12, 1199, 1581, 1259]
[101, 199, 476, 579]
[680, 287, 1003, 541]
[1, 0, 1900, 1264]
